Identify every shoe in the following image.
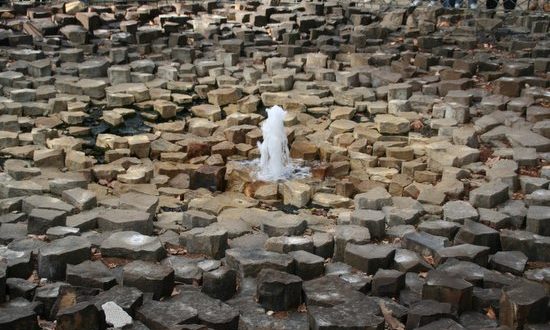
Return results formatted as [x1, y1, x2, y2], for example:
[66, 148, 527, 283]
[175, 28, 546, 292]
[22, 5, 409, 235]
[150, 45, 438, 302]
[469, 3, 477, 8]
[455, 2, 461, 8]
[411, 0, 422, 6]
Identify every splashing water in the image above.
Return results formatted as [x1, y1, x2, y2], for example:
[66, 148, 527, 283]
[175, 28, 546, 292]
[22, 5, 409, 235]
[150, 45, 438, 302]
[257, 105, 291, 181]
[239, 105, 309, 181]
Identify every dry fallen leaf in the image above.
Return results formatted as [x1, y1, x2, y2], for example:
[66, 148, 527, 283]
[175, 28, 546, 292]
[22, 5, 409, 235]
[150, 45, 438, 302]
[297, 303, 307, 313]
[410, 119, 424, 132]
[423, 255, 435, 265]
[486, 306, 496, 320]
[273, 311, 289, 319]
[379, 301, 405, 330]
[171, 287, 181, 297]
[485, 156, 501, 168]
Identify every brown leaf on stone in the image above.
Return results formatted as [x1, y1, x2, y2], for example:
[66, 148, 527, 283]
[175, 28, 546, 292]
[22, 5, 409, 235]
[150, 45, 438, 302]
[38, 318, 56, 330]
[27, 270, 40, 285]
[379, 301, 405, 330]
[418, 272, 428, 278]
[91, 249, 102, 261]
[479, 145, 494, 163]
[27, 234, 48, 241]
[171, 287, 181, 297]
[527, 261, 550, 269]
[485, 156, 500, 168]
[297, 303, 307, 313]
[423, 256, 435, 265]
[166, 245, 186, 255]
[410, 119, 424, 132]
[512, 192, 525, 200]
[486, 306, 496, 320]
[519, 166, 540, 177]
[101, 257, 130, 269]
[272, 311, 289, 319]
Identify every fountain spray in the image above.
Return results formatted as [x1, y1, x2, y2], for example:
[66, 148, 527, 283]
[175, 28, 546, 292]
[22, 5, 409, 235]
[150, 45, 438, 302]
[257, 105, 290, 181]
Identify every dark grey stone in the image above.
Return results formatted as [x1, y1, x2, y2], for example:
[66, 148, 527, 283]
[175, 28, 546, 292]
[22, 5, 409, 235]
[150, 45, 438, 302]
[180, 224, 228, 259]
[350, 209, 386, 238]
[100, 231, 165, 261]
[225, 248, 294, 277]
[344, 243, 396, 275]
[372, 269, 405, 298]
[169, 286, 240, 329]
[526, 205, 550, 236]
[94, 285, 143, 318]
[422, 270, 473, 313]
[288, 250, 324, 280]
[37, 236, 91, 280]
[454, 219, 501, 254]
[136, 300, 199, 330]
[333, 224, 371, 261]
[500, 282, 548, 329]
[123, 260, 174, 300]
[435, 244, 490, 267]
[256, 268, 302, 311]
[402, 231, 450, 257]
[490, 251, 528, 275]
[201, 266, 237, 301]
[66, 260, 117, 290]
[27, 208, 67, 235]
[405, 299, 455, 330]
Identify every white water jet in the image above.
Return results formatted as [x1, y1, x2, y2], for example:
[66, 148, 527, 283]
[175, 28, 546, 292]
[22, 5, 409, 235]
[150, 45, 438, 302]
[257, 105, 291, 181]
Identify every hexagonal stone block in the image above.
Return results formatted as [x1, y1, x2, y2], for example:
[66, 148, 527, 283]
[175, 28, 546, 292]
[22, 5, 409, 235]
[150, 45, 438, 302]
[180, 224, 228, 259]
[350, 209, 386, 239]
[500, 282, 548, 329]
[344, 243, 396, 275]
[201, 266, 237, 301]
[434, 244, 490, 267]
[38, 236, 91, 280]
[123, 261, 174, 300]
[333, 225, 371, 261]
[442, 200, 479, 224]
[422, 270, 473, 313]
[354, 186, 392, 210]
[372, 269, 405, 298]
[100, 231, 165, 261]
[469, 181, 509, 208]
[225, 248, 294, 277]
[490, 251, 528, 275]
[526, 205, 550, 236]
[97, 209, 152, 235]
[454, 219, 500, 254]
[257, 268, 302, 311]
[288, 250, 324, 280]
[66, 260, 117, 290]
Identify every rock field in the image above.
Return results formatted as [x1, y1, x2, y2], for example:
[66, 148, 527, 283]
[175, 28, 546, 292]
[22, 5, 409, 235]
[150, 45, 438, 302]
[0, 0, 549, 329]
